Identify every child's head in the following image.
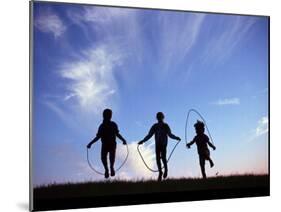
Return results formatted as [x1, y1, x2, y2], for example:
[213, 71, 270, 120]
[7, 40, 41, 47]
[156, 112, 165, 122]
[103, 108, 112, 121]
[194, 120, 205, 134]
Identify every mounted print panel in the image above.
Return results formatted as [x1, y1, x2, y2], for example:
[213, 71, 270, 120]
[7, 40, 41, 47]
[30, 1, 269, 211]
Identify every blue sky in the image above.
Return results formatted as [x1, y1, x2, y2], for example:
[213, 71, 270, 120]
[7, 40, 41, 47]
[32, 2, 268, 186]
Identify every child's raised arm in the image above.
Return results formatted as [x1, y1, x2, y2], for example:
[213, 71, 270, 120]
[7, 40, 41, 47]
[186, 139, 195, 148]
[167, 125, 181, 141]
[207, 137, 216, 150]
[114, 123, 127, 145]
[117, 133, 127, 145]
[138, 125, 155, 145]
[87, 135, 100, 148]
[87, 125, 102, 148]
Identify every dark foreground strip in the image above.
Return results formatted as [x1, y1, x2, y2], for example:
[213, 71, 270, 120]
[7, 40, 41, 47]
[33, 186, 269, 211]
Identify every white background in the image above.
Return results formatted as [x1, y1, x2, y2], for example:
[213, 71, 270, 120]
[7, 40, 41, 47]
[0, 0, 279, 211]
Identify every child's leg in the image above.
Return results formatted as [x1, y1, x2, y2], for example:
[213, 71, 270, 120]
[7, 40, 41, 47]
[199, 156, 206, 179]
[101, 146, 109, 178]
[155, 147, 162, 171]
[205, 149, 214, 168]
[155, 146, 163, 181]
[161, 148, 168, 178]
[208, 157, 214, 168]
[109, 148, 116, 176]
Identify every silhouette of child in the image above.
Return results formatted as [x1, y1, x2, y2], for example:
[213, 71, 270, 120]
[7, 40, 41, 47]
[138, 112, 181, 181]
[186, 120, 216, 179]
[87, 109, 127, 179]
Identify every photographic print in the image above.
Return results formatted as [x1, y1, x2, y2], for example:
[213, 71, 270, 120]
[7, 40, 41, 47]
[30, 1, 269, 211]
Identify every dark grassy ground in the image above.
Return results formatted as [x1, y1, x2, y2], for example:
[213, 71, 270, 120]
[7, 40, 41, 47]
[34, 174, 269, 199]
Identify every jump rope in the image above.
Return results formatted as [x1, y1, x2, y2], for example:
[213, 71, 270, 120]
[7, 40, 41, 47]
[86, 143, 129, 175]
[87, 109, 215, 175]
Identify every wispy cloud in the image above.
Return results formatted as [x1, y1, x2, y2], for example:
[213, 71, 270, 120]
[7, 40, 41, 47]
[42, 97, 85, 133]
[34, 10, 66, 38]
[42, 6, 139, 130]
[68, 7, 206, 79]
[60, 44, 122, 114]
[255, 116, 268, 137]
[211, 97, 240, 106]
[158, 12, 205, 74]
[202, 16, 258, 65]
[43, 100, 70, 124]
[83, 6, 135, 23]
[67, 6, 143, 64]
[248, 116, 268, 142]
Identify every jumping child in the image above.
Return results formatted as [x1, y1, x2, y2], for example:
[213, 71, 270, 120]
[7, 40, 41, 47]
[186, 120, 216, 179]
[87, 109, 127, 179]
[138, 112, 181, 181]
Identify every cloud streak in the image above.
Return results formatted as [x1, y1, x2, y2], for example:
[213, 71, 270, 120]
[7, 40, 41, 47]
[157, 12, 206, 74]
[60, 44, 122, 114]
[212, 98, 240, 106]
[67, 6, 143, 64]
[255, 116, 268, 137]
[68, 6, 206, 79]
[202, 15, 258, 65]
[34, 10, 66, 38]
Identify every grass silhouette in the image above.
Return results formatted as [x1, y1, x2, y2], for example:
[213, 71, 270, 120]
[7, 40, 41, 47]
[34, 174, 269, 199]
